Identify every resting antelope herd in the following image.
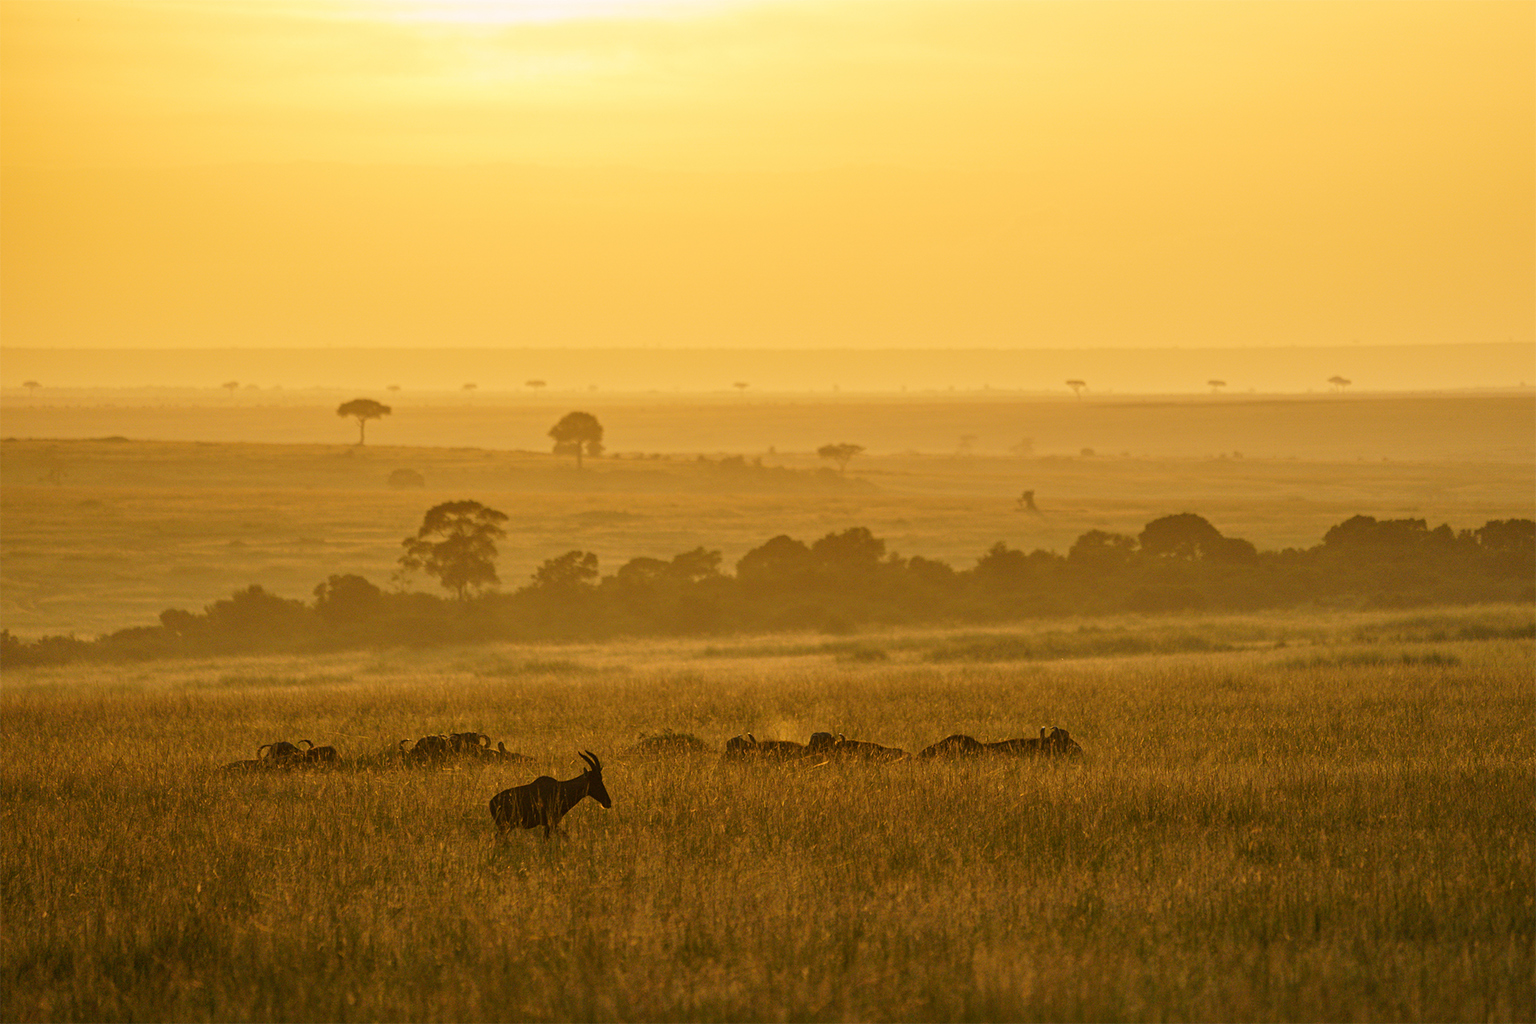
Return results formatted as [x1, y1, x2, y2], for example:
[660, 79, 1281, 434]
[220, 725, 1082, 839]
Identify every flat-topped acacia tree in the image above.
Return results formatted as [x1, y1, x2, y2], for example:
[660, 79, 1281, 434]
[336, 398, 392, 445]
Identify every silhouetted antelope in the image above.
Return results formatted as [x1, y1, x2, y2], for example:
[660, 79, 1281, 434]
[489, 751, 611, 839]
[984, 726, 1082, 759]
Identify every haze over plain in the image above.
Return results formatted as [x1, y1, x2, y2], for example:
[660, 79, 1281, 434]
[1, 0, 1531, 380]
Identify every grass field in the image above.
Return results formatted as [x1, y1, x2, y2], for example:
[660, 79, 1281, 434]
[2, 605, 1532, 1022]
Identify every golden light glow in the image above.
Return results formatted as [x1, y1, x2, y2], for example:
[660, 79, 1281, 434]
[0, 1, 1530, 353]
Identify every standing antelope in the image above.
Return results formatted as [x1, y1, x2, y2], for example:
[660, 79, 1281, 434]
[489, 751, 611, 840]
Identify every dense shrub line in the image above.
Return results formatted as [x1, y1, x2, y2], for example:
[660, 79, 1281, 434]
[3, 513, 1531, 667]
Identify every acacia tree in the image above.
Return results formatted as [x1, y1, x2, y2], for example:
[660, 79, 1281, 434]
[817, 442, 864, 474]
[549, 411, 604, 468]
[399, 500, 508, 599]
[336, 398, 392, 445]
[1065, 379, 1087, 398]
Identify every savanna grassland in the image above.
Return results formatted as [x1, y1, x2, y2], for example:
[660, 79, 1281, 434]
[2, 607, 1533, 1022]
[3, 392, 1533, 638]
[2, 391, 1533, 1021]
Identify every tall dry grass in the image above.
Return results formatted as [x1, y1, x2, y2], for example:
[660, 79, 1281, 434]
[2, 609, 1532, 1021]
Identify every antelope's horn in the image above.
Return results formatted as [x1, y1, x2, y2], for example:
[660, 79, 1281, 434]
[299, 739, 314, 750]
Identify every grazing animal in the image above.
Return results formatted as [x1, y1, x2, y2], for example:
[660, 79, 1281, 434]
[833, 734, 908, 761]
[298, 739, 340, 766]
[489, 751, 612, 839]
[916, 734, 985, 759]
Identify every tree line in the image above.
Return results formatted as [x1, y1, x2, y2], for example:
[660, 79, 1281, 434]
[4, 509, 1531, 667]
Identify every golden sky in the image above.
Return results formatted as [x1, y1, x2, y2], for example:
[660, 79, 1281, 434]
[1, 0, 1531, 351]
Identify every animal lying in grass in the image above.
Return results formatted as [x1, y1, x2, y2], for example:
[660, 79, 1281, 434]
[917, 726, 1083, 760]
[489, 751, 611, 839]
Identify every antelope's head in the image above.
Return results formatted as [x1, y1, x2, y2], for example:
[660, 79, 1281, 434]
[580, 750, 612, 808]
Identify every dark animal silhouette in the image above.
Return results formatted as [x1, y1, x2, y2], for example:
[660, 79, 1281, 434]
[257, 741, 305, 767]
[808, 731, 838, 752]
[722, 733, 807, 761]
[298, 739, 339, 766]
[401, 735, 450, 765]
[624, 731, 710, 756]
[985, 726, 1083, 758]
[916, 734, 986, 759]
[489, 751, 611, 839]
[449, 732, 491, 756]
[490, 741, 536, 765]
[918, 727, 1082, 760]
[831, 734, 908, 761]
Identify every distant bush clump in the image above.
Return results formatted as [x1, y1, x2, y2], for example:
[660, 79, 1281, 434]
[388, 468, 425, 488]
[2, 514, 1530, 667]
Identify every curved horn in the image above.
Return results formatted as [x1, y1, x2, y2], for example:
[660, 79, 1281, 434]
[399, 739, 410, 752]
[299, 739, 314, 750]
[582, 750, 602, 772]
[257, 743, 272, 758]
[746, 733, 757, 746]
[479, 733, 491, 748]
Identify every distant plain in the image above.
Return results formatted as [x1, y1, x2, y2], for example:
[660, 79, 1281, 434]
[2, 391, 1532, 638]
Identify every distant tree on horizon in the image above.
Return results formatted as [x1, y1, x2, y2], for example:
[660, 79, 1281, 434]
[1328, 376, 1352, 392]
[1208, 379, 1227, 393]
[222, 381, 239, 395]
[336, 398, 392, 445]
[21, 380, 39, 399]
[1066, 379, 1087, 398]
[549, 411, 604, 468]
[817, 442, 865, 474]
[733, 381, 749, 393]
[526, 379, 546, 392]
